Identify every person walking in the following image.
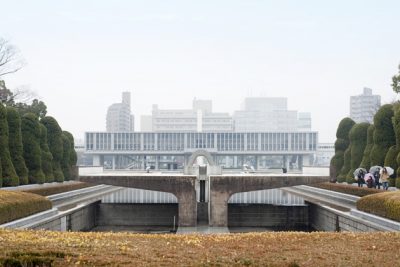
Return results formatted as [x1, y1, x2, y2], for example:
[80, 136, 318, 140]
[373, 169, 381, 189]
[380, 167, 390, 190]
[356, 170, 365, 187]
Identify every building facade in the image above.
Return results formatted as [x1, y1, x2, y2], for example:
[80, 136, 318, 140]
[106, 92, 135, 132]
[350, 88, 381, 123]
[314, 143, 334, 167]
[141, 99, 233, 132]
[233, 97, 311, 132]
[85, 131, 318, 171]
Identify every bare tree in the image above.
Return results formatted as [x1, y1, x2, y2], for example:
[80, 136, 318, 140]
[0, 38, 25, 77]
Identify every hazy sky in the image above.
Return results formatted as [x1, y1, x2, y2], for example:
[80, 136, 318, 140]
[1, 0, 400, 143]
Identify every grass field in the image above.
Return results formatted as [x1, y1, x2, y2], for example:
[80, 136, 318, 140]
[0, 229, 399, 266]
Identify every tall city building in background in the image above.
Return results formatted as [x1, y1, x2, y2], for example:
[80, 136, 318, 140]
[140, 98, 233, 132]
[106, 92, 135, 132]
[233, 97, 311, 132]
[350, 88, 381, 123]
[140, 97, 311, 132]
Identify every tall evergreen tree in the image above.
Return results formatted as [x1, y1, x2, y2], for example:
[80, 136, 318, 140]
[7, 106, 28, 185]
[370, 104, 396, 166]
[41, 116, 64, 182]
[21, 113, 45, 184]
[330, 117, 355, 182]
[0, 103, 18, 186]
[360, 124, 375, 170]
[346, 123, 370, 183]
[61, 133, 71, 180]
[39, 123, 54, 182]
[63, 131, 77, 179]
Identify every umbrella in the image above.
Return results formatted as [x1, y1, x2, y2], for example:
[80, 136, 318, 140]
[384, 166, 394, 176]
[353, 168, 367, 177]
[369, 166, 382, 174]
[364, 173, 373, 182]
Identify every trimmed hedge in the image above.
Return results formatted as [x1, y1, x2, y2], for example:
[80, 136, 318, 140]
[384, 145, 399, 187]
[21, 113, 45, 184]
[63, 131, 77, 180]
[338, 147, 351, 183]
[7, 107, 29, 185]
[360, 124, 375, 170]
[356, 191, 400, 222]
[370, 104, 396, 167]
[61, 133, 72, 180]
[0, 190, 52, 224]
[330, 118, 355, 181]
[41, 117, 64, 182]
[312, 182, 383, 197]
[39, 123, 54, 183]
[20, 182, 92, 196]
[347, 123, 369, 183]
[0, 104, 19, 187]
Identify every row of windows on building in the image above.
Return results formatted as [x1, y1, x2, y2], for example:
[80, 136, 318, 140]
[86, 132, 317, 152]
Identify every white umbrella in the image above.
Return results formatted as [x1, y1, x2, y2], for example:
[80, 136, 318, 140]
[369, 166, 382, 174]
[384, 167, 394, 176]
[353, 168, 367, 177]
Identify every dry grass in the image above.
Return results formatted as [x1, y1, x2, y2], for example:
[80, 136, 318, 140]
[0, 229, 399, 266]
[357, 190, 400, 222]
[0, 191, 52, 225]
[19, 182, 93, 196]
[312, 182, 382, 197]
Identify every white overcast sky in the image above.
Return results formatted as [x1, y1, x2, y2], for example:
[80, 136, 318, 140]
[1, 0, 400, 143]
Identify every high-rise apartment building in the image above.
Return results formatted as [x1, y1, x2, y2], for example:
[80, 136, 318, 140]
[350, 88, 381, 123]
[106, 92, 135, 132]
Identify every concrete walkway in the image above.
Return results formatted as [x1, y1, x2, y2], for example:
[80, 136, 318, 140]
[177, 225, 229, 234]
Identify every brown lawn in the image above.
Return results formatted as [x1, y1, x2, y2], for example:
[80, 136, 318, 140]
[0, 229, 399, 266]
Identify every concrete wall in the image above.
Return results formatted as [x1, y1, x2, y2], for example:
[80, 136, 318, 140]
[309, 203, 387, 232]
[31, 203, 97, 231]
[228, 204, 309, 228]
[96, 203, 178, 227]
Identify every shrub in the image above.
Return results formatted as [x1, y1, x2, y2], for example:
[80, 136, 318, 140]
[385, 145, 399, 187]
[360, 124, 375, 170]
[7, 107, 28, 185]
[0, 103, 18, 187]
[61, 133, 71, 180]
[312, 182, 382, 197]
[21, 182, 93, 196]
[347, 123, 369, 181]
[370, 104, 396, 166]
[330, 118, 355, 181]
[338, 147, 352, 182]
[63, 131, 77, 180]
[39, 123, 54, 183]
[0, 190, 52, 224]
[357, 191, 400, 222]
[41, 116, 64, 182]
[21, 113, 45, 184]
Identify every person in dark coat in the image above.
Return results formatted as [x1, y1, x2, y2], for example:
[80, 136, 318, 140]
[356, 170, 365, 187]
[373, 169, 381, 189]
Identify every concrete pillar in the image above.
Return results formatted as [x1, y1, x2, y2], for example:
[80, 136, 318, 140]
[298, 155, 303, 170]
[175, 191, 197, 227]
[93, 155, 100, 166]
[155, 156, 159, 170]
[112, 155, 116, 170]
[209, 191, 230, 227]
[255, 156, 259, 170]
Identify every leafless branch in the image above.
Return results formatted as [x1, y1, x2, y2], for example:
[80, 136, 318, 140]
[0, 38, 25, 77]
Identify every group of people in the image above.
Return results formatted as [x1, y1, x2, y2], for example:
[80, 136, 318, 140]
[355, 167, 390, 190]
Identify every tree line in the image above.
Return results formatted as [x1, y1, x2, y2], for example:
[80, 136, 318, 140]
[331, 64, 400, 187]
[0, 80, 77, 187]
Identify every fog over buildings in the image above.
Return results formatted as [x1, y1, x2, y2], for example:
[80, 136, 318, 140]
[140, 97, 311, 133]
